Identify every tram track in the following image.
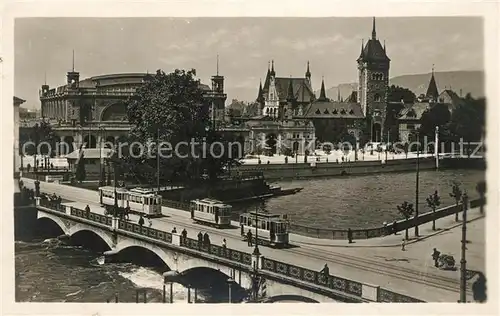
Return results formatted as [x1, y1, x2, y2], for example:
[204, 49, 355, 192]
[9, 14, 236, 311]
[25, 179, 470, 297]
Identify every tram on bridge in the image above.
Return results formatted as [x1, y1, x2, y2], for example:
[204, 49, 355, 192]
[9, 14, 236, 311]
[239, 211, 289, 247]
[98, 186, 162, 216]
[189, 198, 232, 228]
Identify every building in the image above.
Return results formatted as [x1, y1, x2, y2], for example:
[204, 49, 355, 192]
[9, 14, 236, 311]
[39, 57, 226, 154]
[14, 96, 25, 178]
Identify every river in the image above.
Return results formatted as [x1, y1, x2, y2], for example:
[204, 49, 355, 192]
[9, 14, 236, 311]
[15, 169, 484, 302]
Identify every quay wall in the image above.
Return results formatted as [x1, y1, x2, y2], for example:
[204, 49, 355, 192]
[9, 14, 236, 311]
[232, 157, 437, 181]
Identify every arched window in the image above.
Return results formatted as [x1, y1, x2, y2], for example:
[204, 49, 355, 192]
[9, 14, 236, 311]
[333, 109, 338, 114]
[349, 109, 354, 115]
[374, 94, 382, 102]
[323, 109, 329, 114]
[340, 109, 346, 115]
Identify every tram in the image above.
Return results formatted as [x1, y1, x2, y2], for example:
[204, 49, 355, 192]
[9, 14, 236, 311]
[239, 211, 289, 248]
[189, 198, 232, 228]
[98, 186, 162, 216]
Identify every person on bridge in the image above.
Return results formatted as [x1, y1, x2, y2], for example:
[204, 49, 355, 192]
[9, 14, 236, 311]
[172, 227, 177, 234]
[138, 215, 145, 226]
[321, 264, 329, 276]
[125, 206, 130, 220]
[197, 232, 203, 244]
[222, 238, 227, 249]
[432, 248, 441, 267]
[247, 230, 253, 247]
[401, 238, 406, 251]
[181, 228, 187, 241]
[148, 218, 153, 227]
[85, 205, 90, 213]
[347, 228, 353, 244]
[203, 232, 211, 246]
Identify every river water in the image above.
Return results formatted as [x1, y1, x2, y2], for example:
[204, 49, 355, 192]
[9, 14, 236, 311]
[15, 169, 484, 303]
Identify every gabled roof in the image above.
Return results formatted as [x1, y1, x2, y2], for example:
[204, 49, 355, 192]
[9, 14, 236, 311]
[398, 103, 430, 121]
[439, 89, 464, 105]
[303, 101, 364, 119]
[263, 77, 315, 103]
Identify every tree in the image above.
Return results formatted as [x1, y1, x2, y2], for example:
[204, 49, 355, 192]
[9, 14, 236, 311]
[476, 180, 486, 215]
[426, 190, 441, 231]
[20, 120, 57, 157]
[447, 94, 485, 155]
[449, 182, 463, 222]
[123, 69, 239, 186]
[397, 201, 414, 240]
[418, 103, 451, 152]
[387, 85, 416, 103]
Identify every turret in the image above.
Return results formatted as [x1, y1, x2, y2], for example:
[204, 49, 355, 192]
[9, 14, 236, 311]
[317, 78, 329, 102]
[67, 50, 80, 88]
[426, 65, 439, 102]
[270, 60, 276, 77]
[305, 61, 311, 84]
[285, 78, 295, 120]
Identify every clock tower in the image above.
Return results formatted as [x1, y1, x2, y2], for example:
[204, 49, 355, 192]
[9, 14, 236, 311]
[357, 17, 391, 142]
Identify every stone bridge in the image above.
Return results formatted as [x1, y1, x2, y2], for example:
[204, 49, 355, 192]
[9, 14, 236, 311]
[35, 198, 423, 303]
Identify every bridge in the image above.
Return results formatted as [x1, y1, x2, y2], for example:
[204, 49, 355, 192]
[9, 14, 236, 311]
[20, 178, 477, 303]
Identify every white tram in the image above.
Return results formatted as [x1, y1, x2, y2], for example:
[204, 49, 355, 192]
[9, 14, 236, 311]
[239, 211, 289, 247]
[98, 186, 162, 216]
[190, 198, 232, 228]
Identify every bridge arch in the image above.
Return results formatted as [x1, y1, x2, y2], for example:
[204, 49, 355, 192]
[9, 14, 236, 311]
[37, 213, 69, 235]
[68, 224, 114, 250]
[263, 295, 320, 303]
[114, 242, 175, 269]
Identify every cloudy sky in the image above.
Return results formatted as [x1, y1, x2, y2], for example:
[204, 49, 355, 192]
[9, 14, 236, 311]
[15, 17, 483, 109]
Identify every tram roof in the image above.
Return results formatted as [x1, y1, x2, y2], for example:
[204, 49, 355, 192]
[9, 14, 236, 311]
[193, 198, 232, 207]
[98, 186, 128, 192]
[241, 211, 284, 220]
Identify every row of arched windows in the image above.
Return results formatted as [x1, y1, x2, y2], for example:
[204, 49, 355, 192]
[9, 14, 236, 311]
[371, 72, 385, 81]
[315, 108, 355, 115]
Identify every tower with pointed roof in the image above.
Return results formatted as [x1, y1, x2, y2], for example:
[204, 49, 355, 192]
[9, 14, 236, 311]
[305, 61, 311, 87]
[317, 78, 329, 102]
[210, 55, 227, 125]
[264, 75, 280, 118]
[426, 66, 439, 102]
[357, 17, 391, 142]
[284, 78, 296, 120]
[257, 80, 265, 115]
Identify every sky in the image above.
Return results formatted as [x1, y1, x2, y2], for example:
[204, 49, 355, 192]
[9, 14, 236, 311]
[15, 17, 483, 109]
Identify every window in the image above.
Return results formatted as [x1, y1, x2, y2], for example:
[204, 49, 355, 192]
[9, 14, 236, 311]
[340, 109, 346, 115]
[333, 109, 338, 114]
[349, 109, 354, 114]
[315, 109, 321, 114]
[374, 94, 382, 102]
[323, 109, 329, 114]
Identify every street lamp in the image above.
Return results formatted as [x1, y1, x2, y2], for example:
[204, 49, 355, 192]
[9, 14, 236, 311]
[226, 277, 235, 303]
[435, 126, 439, 170]
[163, 270, 180, 303]
[415, 132, 420, 237]
[99, 126, 106, 186]
[459, 191, 469, 303]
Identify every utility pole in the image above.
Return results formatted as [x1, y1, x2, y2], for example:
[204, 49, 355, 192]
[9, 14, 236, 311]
[415, 133, 420, 237]
[460, 191, 469, 303]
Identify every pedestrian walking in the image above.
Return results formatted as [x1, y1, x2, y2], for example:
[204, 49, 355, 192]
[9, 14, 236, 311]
[204, 232, 211, 246]
[247, 230, 253, 247]
[347, 228, 353, 244]
[85, 204, 90, 213]
[181, 228, 187, 239]
[320, 264, 329, 276]
[138, 215, 145, 226]
[432, 248, 441, 267]
[401, 238, 406, 251]
[148, 218, 152, 227]
[222, 238, 227, 249]
[172, 227, 177, 234]
[197, 231, 203, 244]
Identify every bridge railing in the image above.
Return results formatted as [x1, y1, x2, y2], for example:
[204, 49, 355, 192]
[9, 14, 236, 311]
[378, 288, 425, 303]
[180, 237, 253, 266]
[69, 207, 113, 226]
[39, 196, 66, 213]
[117, 220, 173, 243]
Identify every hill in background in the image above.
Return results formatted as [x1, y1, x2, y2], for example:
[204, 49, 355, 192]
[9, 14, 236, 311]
[321, 70, 484, 101]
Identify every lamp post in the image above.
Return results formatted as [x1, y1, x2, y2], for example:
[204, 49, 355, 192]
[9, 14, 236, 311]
[226, 277, 235, 303]
[163, 270, 180, 303]
[414, 132, 420, 237]
[435, 126, 439, 170]
[460, 191, 469, 303]
[99, 126, 105, 186]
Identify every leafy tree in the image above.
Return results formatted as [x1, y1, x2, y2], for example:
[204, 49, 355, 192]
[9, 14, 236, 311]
[387, 85, 416, 103]
[20, 120, 57, 157]
[418, 103, 451, 152]
[122, 69, 239, 186]
[449, 182, 463, 222]
[447, 94, 485, 155]
[426, 190, 441, 231]
[397, 201, 414, 240]
[243, 102, 260, 117]
[476, 180, 486, 215]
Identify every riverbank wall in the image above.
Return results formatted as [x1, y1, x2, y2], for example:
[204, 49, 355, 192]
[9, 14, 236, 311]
[232, 157, 438, 181]
[289, 197, 486, 240]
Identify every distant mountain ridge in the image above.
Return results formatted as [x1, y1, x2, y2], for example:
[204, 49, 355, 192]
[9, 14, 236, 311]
[320, 70, 485, 101]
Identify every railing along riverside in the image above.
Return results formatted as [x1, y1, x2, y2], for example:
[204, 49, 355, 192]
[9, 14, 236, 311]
[38, 203, 424, 302]
[288, 198, 485, 240]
